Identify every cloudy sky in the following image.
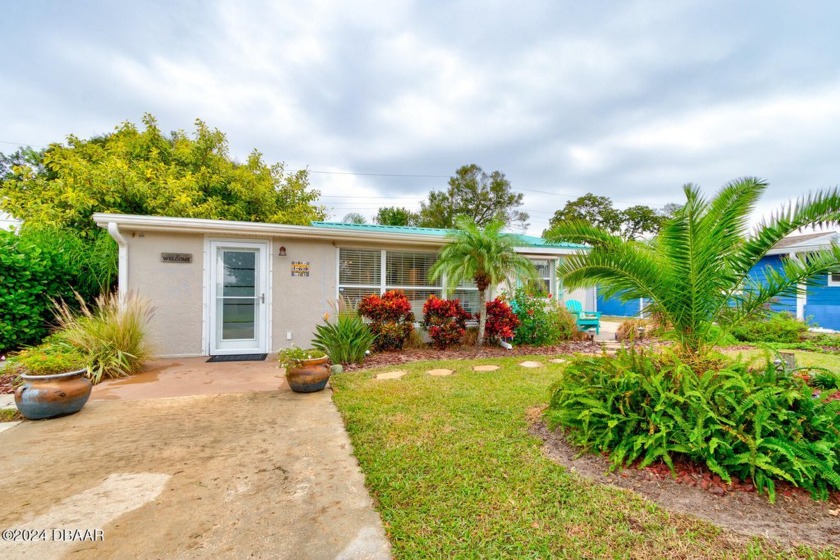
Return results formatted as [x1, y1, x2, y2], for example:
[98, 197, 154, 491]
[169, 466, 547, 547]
[2, 1, 839, 235]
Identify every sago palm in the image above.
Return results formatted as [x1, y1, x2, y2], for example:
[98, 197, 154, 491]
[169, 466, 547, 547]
[429, 216, 539, 346]
[547, 178, 840, 358]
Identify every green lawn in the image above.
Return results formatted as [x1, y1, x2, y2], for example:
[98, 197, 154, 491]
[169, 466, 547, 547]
[724, 348, 840, 372]
[331, 356, 834, 559]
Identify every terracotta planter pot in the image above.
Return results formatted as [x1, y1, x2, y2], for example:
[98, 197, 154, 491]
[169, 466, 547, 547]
[285, 356, 331, 393]
[15, 369, 92, 420]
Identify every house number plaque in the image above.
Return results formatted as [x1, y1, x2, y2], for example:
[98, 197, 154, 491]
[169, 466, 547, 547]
[291, 261, 310, 277]
[161, 253, 193, 263]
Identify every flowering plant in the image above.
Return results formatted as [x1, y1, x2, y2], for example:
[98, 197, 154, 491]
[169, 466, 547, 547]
[422, 295, 471, 349]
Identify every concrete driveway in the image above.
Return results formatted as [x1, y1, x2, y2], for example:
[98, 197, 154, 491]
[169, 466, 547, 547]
[0, 358, 391, 559]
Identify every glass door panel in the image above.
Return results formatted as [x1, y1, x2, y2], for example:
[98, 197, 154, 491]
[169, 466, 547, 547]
[218, 250, 257, 341]
[209, 242, 267, 354]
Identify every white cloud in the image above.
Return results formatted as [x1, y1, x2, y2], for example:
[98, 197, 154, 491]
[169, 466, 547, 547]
[1, 0, 839, 235]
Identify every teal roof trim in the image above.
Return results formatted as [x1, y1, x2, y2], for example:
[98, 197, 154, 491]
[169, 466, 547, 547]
[310, 222, 585, 249]
[311, 221, 451, 236]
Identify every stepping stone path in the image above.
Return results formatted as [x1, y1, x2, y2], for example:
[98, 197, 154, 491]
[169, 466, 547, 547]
[472, 365, 500, 372]
[549, 359, 567, 364]
[426, 369, 454, 377]
[519, 361, 543, 368]
[375, 371, 407, 380]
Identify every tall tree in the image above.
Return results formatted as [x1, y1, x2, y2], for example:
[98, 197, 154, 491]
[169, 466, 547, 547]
[429, 216, 538, 347]
[546, 193, 665, 240]
[417, 164, 528, 230]
[375, 206, 418, 226]
[0, 114, 327, 236]
[548, 178, 840, 358]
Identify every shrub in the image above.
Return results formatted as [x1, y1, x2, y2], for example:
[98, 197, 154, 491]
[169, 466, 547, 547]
[547, 349, 840, 502]
[7, 340, 87, 376]
[311, 313, 375, 366]
[358, 290, 415, 351]
[811, 371, 840, 390]
[484, 297, 520, 342]
[510, 289, 576, 346]
[52, 291, 154, 384]
[422, 296, 471, 349]
[0, 226, 115, 353]
[616, 318, 649, 341]
[730, 311, 808, 343]
[277, 347, 327, 368]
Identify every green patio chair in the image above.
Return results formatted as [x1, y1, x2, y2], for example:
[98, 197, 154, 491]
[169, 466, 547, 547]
[564, 299, 601, 334]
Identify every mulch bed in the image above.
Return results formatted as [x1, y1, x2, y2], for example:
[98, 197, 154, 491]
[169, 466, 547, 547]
[0, 371, 17, 395]
[345, 340, 661, 371]
[531, 417, 840, 549]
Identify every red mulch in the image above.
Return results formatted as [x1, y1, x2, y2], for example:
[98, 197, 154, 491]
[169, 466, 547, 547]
[344, 340, 660, 371]
[0, 371, 18, 395]
[534, 421, 840, 548]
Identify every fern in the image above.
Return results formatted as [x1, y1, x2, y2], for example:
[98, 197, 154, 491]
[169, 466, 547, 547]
[547, 348, 840, 502]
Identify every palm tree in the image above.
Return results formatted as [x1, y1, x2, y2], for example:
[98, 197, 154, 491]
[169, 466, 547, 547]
[429, 216, 539, 346]
[547, 178, 840, 358]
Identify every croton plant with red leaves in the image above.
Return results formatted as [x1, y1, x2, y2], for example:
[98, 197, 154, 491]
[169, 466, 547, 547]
[358, 290, 415, 351]
[422, 295, 472, 349]
[484, 297, 520, 342]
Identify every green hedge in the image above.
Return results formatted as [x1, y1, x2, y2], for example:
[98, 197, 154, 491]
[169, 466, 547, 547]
[731, 311, 808, 343]
[0, 227, 115, 353]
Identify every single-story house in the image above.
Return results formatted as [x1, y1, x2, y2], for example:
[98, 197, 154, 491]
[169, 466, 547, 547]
[93, 213, 593, 358]
[597, 231, 840, 331]
[749, 231, 840, 330]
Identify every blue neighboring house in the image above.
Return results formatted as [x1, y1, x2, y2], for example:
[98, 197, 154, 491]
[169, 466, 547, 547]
[596, 231, 840, 331]
[749, 231, 840, 331]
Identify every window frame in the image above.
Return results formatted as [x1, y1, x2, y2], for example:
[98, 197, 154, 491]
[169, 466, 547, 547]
[337, 247, 446, 317]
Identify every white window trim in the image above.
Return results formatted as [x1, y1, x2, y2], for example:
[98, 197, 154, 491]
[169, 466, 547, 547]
[336, 248, 446, 310]
[828, 272, 840, 287]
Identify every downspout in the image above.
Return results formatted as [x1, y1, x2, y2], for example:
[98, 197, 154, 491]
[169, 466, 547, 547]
[107, 222, 128, 299]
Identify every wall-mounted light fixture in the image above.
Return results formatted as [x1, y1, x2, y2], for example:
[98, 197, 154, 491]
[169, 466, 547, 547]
[278, 246, 287, 257]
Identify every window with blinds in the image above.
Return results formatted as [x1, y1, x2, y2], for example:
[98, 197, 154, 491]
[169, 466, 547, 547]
[386, 251, 440, 287]
[453, 289, 480, 315]
[338, 249, 445, 317]
[339, 249, 381, 286]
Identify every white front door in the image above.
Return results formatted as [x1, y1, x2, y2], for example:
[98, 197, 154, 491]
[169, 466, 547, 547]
[209, 241, 269, 355]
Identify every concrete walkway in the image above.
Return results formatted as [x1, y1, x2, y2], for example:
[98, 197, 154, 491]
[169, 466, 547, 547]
[0, 358, 391, 560]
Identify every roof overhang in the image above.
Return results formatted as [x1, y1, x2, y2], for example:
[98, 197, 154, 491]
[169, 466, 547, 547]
[766, 233, 840, 256]
[93, 213, 585, 254]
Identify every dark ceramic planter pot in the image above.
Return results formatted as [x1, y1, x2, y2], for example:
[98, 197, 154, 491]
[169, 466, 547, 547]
[15, 369, 92, 420]
[285, 357, 331, 393]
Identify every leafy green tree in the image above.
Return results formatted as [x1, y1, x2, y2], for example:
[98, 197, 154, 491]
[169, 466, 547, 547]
[375, 206, 418, 226]
[547, 178, 840, 358]
[417, 164, 528, 230]
[429, 217, 538, 346]
[546, 193, 665, 240]
[0, 114, 326, 237]
[0, 115, 328, 350]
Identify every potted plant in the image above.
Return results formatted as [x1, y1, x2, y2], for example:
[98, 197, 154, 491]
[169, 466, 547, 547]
[277, 347, 331, 393]
[10, 343, 92, 420]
